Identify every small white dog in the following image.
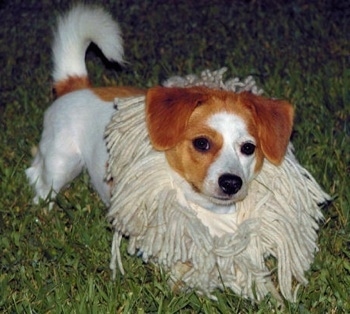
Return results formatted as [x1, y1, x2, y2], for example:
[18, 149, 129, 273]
[26, 4, 294, 214]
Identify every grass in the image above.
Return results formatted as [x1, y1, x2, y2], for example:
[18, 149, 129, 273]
[1, 0, 349, 312]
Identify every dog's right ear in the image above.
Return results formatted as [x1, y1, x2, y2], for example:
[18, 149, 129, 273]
[239, 92, 294, 165]
[146, 86, 208, 151]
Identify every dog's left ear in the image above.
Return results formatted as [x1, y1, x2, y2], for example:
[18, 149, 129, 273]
[240, 92, 294, 165]
[146, 86, 208, 150]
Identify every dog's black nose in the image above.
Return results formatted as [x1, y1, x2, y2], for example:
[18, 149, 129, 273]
[218, 174, 242, 195]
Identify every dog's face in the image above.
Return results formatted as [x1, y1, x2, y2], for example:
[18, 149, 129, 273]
[146, 86, 294, 213]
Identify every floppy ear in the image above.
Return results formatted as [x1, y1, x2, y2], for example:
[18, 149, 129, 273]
[146, 86, 208, 150]
[240, 92, 294, 165]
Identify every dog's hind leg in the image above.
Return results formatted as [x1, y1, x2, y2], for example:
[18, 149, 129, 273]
[26, 140, 84, 206]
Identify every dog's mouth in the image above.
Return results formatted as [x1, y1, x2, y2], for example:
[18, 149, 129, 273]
[196, 175, 249, 207]
[209, 195, 236, 205]
[204, 187, 248, 207]
[191, 183, 248, 204]
[186, 179, 248, 213]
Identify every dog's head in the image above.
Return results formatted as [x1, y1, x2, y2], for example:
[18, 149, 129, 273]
[146, 86, 294, 213]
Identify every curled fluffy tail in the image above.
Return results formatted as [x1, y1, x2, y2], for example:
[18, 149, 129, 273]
[52, 4, 124, 88]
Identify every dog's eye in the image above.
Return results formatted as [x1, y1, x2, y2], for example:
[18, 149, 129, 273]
[241, 142, 255, 155]
[193, 137, 210, 152]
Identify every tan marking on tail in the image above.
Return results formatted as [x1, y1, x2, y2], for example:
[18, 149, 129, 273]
[53, 76, 91, 98]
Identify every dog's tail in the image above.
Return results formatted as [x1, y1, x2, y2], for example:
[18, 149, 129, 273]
[52, 4, 124, 97]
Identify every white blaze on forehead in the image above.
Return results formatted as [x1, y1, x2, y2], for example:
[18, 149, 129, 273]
[207, 112, 252, 145]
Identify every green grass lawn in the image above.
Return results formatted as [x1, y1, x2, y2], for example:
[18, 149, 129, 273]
[1, 0, 349, 312]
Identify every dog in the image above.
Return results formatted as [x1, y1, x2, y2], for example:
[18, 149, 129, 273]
[26, 4, 294, 214]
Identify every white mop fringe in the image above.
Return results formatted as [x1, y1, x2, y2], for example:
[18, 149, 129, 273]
[105, 68, 330, 301]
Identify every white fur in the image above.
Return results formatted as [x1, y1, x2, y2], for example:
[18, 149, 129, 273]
[26, 91, 114, 205]
[52, 4, 124, 82]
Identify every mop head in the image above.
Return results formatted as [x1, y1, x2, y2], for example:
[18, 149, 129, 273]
[105, 68, 330, 301]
